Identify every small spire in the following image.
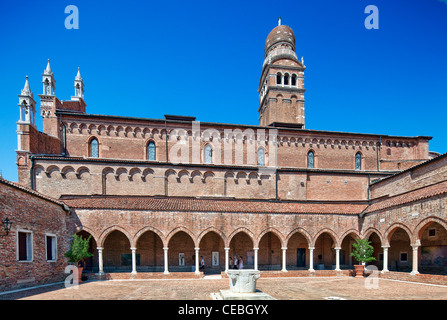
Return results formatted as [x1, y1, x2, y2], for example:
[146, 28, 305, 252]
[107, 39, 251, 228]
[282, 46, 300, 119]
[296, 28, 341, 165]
[44, 59, 52, 74]
[278, 17, 282, 26]
[21, 75, 32, 96]
[75, 67, 82, 80]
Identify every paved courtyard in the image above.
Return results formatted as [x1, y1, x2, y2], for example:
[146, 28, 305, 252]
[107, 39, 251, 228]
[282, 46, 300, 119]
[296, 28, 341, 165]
[2, 275, 447, 300]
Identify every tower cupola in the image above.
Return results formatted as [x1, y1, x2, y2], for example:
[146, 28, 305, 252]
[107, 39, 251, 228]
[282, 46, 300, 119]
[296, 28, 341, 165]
[258, 19, 306, 128]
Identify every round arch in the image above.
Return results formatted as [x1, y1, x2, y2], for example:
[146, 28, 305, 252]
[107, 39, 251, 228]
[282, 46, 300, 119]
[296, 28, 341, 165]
[311, 228, 339, 248]
[228, 227, 255, 246]
[198, 227, 227, 247]
[362, 227, 384, 244]
[75, 226, 99, 245]
[339, 229, 360, 247]
[166, 226, 198, 248]
[133, 226, 166, 248]
[414, 216, 447, 241]
[98, 225, 133, 248]
[285, 228, 312, 247]
[384, 223, 414, 246]
[255, 227, 285, 248]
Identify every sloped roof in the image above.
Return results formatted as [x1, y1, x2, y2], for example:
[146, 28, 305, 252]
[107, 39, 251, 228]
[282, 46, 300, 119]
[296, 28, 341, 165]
[364, 180, 447, 214]
[61, 195, 367, 215]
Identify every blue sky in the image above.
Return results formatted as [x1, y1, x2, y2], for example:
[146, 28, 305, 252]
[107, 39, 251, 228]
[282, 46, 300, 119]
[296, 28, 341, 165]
[0, 0, 446, 182]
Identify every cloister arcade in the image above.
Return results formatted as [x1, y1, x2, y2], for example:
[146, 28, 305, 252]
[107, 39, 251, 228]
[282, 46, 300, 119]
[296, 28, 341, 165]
[75, 216, 447, 276]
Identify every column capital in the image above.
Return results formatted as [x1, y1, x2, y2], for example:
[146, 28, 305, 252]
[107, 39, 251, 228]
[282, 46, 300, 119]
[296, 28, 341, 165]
[130, 247, 137, 251]
[96, 247, 104, 251]
[194, 247, 200, 251]
[224, 247, 230, 251]
[163, 247, 169, 251]
[281, 247, 287, 250]
[308, 247, 315, 250]
[334, 247, 341, 250]
[381, 245, 390, 249]
[253, 247, 259, 250]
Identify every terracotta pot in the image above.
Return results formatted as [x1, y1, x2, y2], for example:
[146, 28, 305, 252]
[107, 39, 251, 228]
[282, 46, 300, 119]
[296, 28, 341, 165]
[77, 267, 83, 283]
[354, 265, 365, 278]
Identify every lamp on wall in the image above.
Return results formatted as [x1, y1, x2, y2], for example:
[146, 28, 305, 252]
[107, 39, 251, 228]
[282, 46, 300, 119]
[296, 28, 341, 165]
[1, 217, 12, 236]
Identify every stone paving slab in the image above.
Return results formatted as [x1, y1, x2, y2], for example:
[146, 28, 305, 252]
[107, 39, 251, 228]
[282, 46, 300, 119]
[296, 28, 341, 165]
[2, 276, 447, 300]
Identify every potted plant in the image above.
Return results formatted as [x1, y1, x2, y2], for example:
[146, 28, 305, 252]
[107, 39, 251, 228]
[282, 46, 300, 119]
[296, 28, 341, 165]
[64, 234, 93, 283]
[350, 238, 376, 278]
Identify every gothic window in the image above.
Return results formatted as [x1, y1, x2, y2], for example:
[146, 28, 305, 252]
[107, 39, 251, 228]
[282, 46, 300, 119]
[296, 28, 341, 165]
[148, 141, 156, 161]
[257, 148, 265, 166]
[276, 73, 282, 85]
[204, 144, 213, 164]
[90, 138, 99, 158]
[355, 152, 362, 170]
[307, 151, 314, 169]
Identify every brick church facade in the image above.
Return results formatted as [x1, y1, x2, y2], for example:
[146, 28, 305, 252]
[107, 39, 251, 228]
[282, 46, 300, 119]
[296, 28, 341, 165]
[2, 21, 447, 291]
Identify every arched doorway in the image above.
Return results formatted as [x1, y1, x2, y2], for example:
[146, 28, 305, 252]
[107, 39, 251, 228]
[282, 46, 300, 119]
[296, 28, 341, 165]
[367, 232, 382, 270]
[198, 231, 225, 274]
[168, 231, 195, 272]
[340, 232, 357, 269]
[286, 232, 309, 270]
[388, 227, 412, 272]
[229, 231, 254, 269]
[419, 221, 447, 275]
[314, 232, 336, 270]
[258, 232, 282, 270]
[103, 230, 132, 272]
[136, 230, 164, 272]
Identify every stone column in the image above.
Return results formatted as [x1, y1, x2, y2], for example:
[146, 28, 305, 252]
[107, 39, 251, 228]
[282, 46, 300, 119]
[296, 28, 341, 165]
[195, 248, 200, 274]
[253, 247, 259, 271]
[281, 247, 288, 272]
[97, 247, 104, 275]
[334, 247, 341, 271]
[410, 244, 420, 276]
[163, 247, 169, 274]
[308, 247, 315, 272]
[381, 246, 389, 273]
[224, 248, 230, 273]
[131, 247, 137, 275]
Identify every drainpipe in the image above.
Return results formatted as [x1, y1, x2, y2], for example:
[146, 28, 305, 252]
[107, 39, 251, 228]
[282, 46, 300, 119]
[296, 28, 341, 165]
[29, 155, 35, 190]
[376, 136, 381, 171]
[367, 174, 370, 201]
[59, 115, 67, 156]
[165, 119, 169, 163]
[275, 169, 279, 200]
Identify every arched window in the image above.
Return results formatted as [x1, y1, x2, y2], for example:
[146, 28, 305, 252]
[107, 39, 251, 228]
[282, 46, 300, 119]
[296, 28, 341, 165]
[276, 73, 282, 85]
[204, 145, 213, 164]
[148, 141, 156, 161]
[355, 152, 362, 170]
[291, 74, 297, 86]
[257, 148, 265, 166]
[307, 151, 314, 169]
[284, 74, 289, 85]
[90, 138, 99, 158]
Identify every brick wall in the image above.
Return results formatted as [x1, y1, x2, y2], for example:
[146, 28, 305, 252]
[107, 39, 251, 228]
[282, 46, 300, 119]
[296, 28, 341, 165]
[0, 178, 72, 292]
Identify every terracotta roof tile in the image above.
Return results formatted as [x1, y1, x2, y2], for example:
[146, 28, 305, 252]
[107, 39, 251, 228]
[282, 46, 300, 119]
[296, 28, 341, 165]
[60, 196, 366, 215]
[365, 180, 447, 214]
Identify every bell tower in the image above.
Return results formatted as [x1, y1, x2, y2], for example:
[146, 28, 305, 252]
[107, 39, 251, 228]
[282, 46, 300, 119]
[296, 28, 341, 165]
[39, 59, 60, 137]
[258, 19, 306, 128]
